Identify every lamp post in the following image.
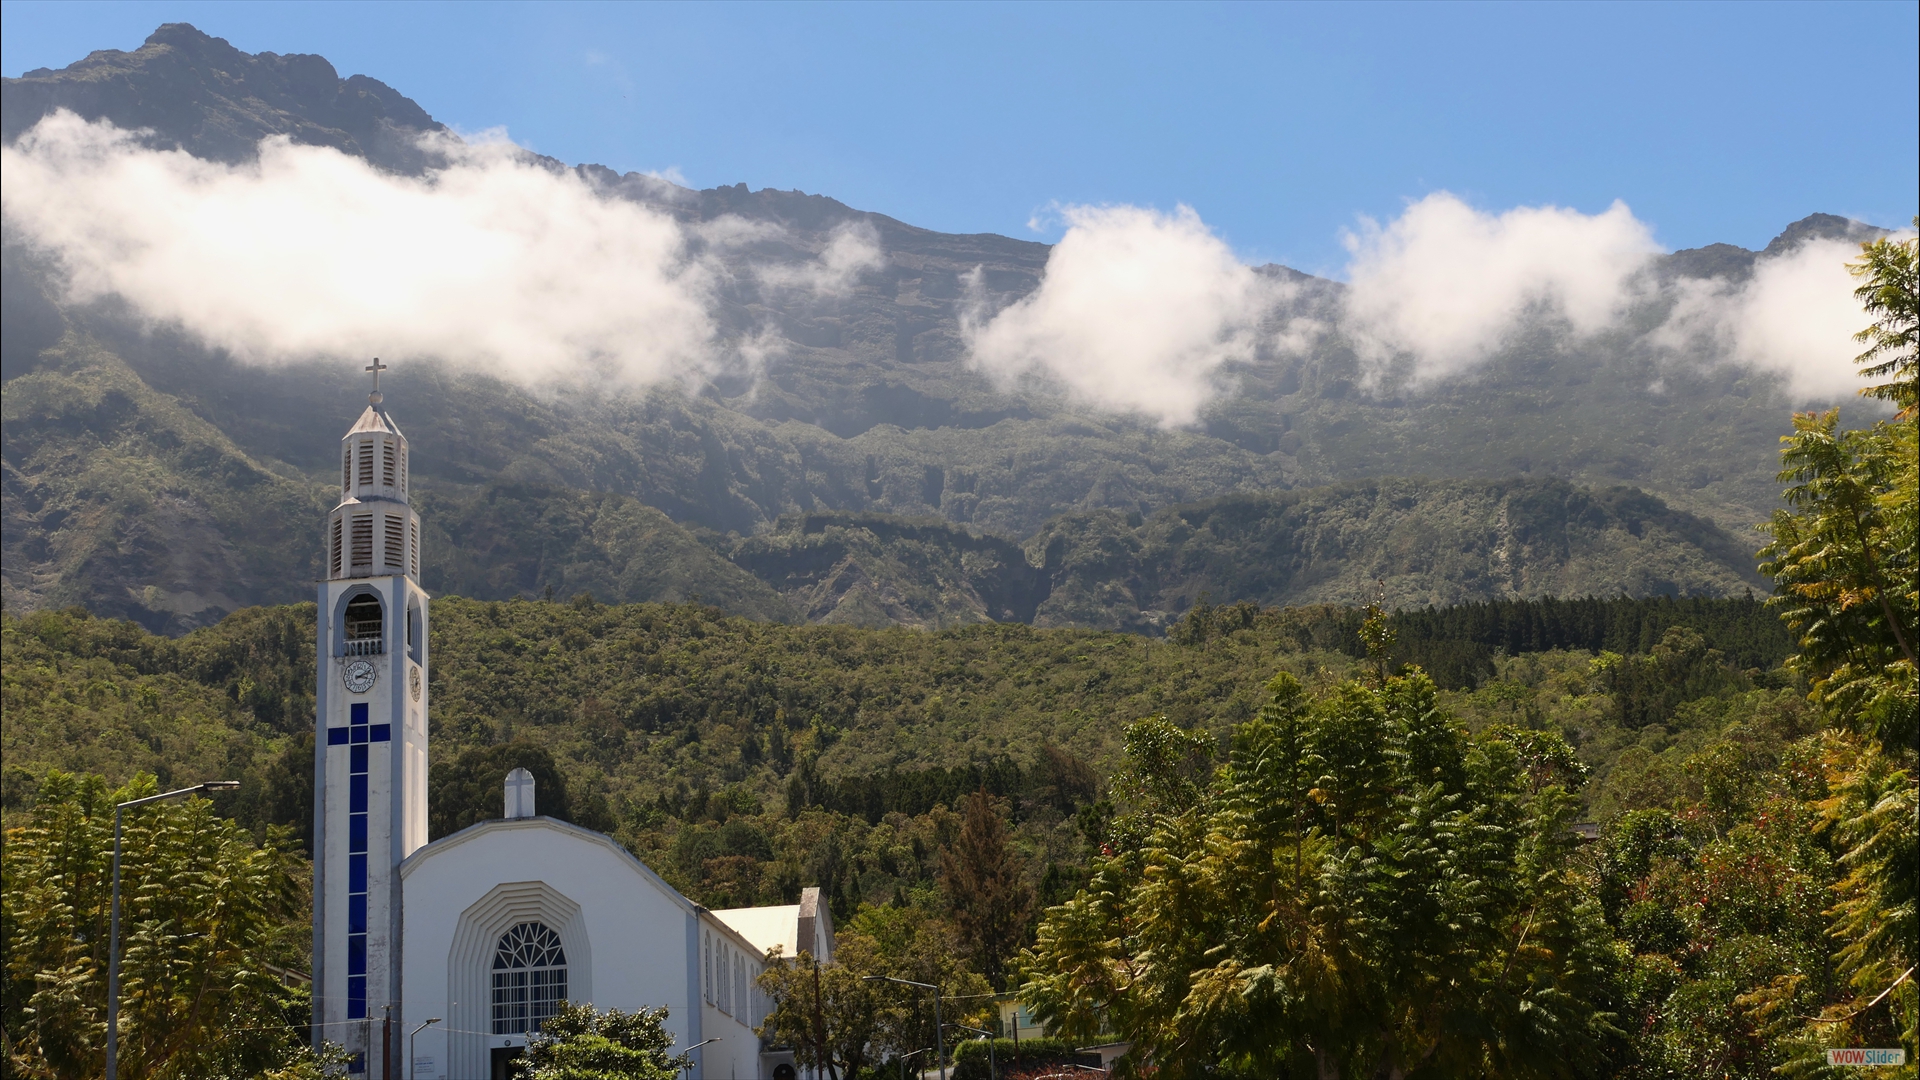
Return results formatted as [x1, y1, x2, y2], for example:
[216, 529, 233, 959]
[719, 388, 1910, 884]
[677, 1036, 720, 1079]
[862, 977, 944, 1080]
[408, 1017, 441, 1080]
[953, 1024, 996, 1080]
[898, 1046, 930, 1080]
[106, 779, 239, 1080]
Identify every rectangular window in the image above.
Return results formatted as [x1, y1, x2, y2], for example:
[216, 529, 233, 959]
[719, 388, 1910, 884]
[349, 814, 367, 853]
[384, 515, 405, 571]
[352, 703, 368, 723]
[348, 894, 367, 934]
[350, 515, 374, 568]
[349, 854, 367, 893]
[493, 971, 527, 1033]
[357, 441, 374, 487]
[350, 774, 368, 813]
[347, 974, 367, 1020]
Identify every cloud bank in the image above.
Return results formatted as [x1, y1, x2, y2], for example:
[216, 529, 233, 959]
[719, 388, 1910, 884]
[1340, 193, 1662, 377]
[0, 112, 851, 387]
[2, 111, 1884, 419]
[963, 204, 1285, 425]
[1656, 236, 1878, 400]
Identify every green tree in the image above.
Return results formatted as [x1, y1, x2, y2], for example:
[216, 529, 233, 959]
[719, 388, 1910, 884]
[1021, 672, 1626, 1079]
[520, 1001, 690, 1080]
[1850, 223, 1918, 418]
[1759, 411, 1917, 753]
[1, 771, 311, 1080]
[1748, 228, 1918, 1075]
[758, 912, 993, 1080]
[756, 936, 897, 1080]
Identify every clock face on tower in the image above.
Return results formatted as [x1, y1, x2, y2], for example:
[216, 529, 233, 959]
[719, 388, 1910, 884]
[344, 659, 378, 694]
[409, 665, 422, 701]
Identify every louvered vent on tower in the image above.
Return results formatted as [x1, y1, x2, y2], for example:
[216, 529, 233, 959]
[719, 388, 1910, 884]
[357, 442, 374, 487]
[342, 450, 351, 492]
[384, 514, 405, 571]
[330, 517, 344, 576]
[350, 514, 374, 569]
[410, 518, 420, 577]
[382, 442, 396, 488]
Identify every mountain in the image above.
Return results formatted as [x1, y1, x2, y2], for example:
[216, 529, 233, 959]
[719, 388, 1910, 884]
[0, 25, 1876, 632]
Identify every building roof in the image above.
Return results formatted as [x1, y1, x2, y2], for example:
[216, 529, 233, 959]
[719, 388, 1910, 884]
[711, 904, 802, 958]
[398, 815, 780, 958]
[345, 404, 405, 439]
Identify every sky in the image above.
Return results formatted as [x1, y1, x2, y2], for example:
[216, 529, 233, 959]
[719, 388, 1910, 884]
[3, 0, 1915, 277]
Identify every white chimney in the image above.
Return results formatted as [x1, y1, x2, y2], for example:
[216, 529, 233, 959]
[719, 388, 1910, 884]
[504, 768, 536, 819]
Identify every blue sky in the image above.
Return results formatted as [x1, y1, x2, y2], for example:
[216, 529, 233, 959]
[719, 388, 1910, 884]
[4, 0, 1915, 275]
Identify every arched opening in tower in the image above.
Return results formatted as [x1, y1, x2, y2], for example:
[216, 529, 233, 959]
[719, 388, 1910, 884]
[344, 594, 385, 651]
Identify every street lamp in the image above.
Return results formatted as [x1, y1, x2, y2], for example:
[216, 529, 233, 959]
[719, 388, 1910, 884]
[408, 1017, 442, 1080]
[863, 977, 944, 1080]
[953, 1024, 997, 1080]
[677, 1037, 721, 1078]
[106, 779, 239, 1080]
[898, 1046, 931, 1080]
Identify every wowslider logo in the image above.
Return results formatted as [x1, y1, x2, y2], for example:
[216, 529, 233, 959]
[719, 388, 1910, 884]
[1826, 1048, 1906, 1067]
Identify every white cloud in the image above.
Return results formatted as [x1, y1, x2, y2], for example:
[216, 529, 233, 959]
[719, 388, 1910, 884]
[964, 204, 1284, 426]
[1656, 235, 1888, 400]
[1340, 192, 1663, 378]
[755, 221, 884, 297]
[1, 111, 721, 387]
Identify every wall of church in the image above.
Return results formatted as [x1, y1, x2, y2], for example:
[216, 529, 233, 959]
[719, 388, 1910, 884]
[700, 923, 772, 1080]
[399, 819, 710, 1080]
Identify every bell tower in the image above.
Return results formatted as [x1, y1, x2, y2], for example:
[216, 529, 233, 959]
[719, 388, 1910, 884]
[313, 359, 429, 1076]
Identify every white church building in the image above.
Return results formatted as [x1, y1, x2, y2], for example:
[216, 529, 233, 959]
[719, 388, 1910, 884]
[311, 371, 831, 1080]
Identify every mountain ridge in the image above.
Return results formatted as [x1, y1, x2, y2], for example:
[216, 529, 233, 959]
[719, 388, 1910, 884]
[0, 23, 1885, 633]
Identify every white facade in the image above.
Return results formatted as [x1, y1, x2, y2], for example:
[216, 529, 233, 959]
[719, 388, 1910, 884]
[310, 379, 825, 1080]
[398, 813, 795, 1080]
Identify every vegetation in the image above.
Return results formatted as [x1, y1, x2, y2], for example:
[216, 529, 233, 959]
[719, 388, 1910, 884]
[1024, 676, 1624, 1078]
[0, 773, 312, 1079]
[520, 1002, 690, 1080]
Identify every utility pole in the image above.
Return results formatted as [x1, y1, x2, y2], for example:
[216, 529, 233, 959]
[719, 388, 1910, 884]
[812, 958, 829, 1080]
[106, 780, 239, 1080]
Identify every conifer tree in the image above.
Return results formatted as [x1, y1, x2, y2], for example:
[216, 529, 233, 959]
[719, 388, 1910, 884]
[942, 788, 1034, 990]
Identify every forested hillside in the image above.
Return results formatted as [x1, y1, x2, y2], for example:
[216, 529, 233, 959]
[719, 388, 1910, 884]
[1, 24, 1890, 634]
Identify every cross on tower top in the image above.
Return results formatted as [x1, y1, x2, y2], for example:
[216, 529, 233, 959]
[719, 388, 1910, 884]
[365, 358, 388, 405]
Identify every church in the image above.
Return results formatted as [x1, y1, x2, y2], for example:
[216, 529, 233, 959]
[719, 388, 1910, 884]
[311, 371, 831, 1080]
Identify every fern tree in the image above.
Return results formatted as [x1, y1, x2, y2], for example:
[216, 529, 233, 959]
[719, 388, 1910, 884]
[1021, 673, 1626, 1079]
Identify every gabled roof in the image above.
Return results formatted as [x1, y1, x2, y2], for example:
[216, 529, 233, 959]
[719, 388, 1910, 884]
[397, 815, 772, 957]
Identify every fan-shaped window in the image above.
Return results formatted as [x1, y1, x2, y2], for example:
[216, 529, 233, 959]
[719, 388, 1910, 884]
[492, 922, 567, 1034]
